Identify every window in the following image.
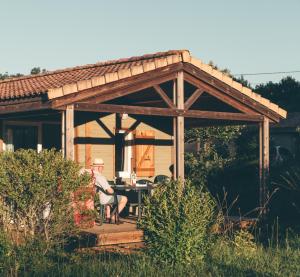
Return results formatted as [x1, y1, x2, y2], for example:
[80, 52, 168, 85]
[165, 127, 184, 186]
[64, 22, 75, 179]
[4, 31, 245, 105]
[6, 125, 38, 151]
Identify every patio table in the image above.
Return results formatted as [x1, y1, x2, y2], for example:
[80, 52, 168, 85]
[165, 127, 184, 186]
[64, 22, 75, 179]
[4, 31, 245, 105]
[111, 184, 154, 220]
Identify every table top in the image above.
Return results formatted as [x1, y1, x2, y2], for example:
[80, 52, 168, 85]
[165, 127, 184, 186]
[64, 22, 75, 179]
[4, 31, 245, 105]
[112, 184, 155, 190]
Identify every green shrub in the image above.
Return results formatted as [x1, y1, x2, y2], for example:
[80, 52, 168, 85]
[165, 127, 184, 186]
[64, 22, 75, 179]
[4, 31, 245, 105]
[139, 179, 218, 265]
[232, 230, 257, 260]
[0, 149, 91, 250]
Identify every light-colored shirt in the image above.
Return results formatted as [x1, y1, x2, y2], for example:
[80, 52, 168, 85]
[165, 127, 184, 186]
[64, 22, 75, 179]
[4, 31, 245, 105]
[94, 171, 112, 204]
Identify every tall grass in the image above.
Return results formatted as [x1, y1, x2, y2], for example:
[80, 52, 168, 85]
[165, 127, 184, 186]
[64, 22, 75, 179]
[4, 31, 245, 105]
[1, 234, 299, 277]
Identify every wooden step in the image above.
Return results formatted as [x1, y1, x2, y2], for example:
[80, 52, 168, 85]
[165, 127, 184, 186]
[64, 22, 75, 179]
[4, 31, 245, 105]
[77, 242, 145, 254]
[97, 230, 144, 246]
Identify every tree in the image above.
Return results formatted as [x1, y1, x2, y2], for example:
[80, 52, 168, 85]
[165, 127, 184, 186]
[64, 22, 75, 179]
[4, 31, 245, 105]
[0, 67, 47, 81]
[30, 67, 47, 75]
[255, 76, 300, 112]
[0, 72, 23, 80]
[185, 126, 242, 185]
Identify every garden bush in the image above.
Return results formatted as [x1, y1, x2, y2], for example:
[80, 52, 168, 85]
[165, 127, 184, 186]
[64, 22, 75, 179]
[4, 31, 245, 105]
[139, 179, 218, 265]
[0, 149, 91, 250]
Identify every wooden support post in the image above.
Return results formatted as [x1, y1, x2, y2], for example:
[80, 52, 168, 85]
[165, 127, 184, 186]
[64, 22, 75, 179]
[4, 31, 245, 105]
[66, 105, 74, 160]
[61, 111, 65, 157]
[172, 80, 177, 179]
[176, 71, 185, 180]
[0, 120, 3, 152]
[259, 117, 270, 214]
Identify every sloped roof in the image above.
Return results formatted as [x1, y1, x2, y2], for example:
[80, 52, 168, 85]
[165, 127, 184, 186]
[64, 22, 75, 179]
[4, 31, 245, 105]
[0, 50, 286, 118]
[0, 51, 182, 100]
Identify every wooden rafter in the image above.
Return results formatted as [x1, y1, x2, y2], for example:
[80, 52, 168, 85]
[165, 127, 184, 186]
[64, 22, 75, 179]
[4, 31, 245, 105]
[153, 85, 175, 109]
[185, 119, 258, 128]
[185, 110, 263, 121]
[0, 101, 51, 115]
[51, 63, 182, 108]
[61, 74, 176, 108]
[73, 103, 264, 122]
[184, 73, 257, 115]
[74, 103, 177, 116]
[183, 63, 281, 122]
[184, 88, 204, 110]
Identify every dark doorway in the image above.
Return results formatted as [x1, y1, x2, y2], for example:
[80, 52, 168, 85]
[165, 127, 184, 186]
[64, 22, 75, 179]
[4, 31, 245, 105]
[115, 132, 125, 172]
[7, 125, 38, 151]
[42, 124, 61, 150]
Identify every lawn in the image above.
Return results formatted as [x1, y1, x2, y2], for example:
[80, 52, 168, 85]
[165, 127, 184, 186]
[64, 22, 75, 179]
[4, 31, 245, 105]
[3, 234, 299, 277]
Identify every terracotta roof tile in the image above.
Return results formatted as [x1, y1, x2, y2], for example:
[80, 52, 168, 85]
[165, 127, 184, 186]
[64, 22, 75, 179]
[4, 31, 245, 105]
[0, 49, 286, 119]
[0, 50, 186, 100]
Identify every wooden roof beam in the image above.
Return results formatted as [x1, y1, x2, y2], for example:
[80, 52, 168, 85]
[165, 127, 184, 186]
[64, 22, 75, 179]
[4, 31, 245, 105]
[74, 103, 179, 117]
[51, 63, 182, 109]
[184, 88, 205, 110]
[183, 63, 281, 122]
[185, 110, 263, 122]
[73, 103, 263, 122]
[153, 85, 175, 109]
[0, 101, 51, 115]
[184, 72, 257, 115]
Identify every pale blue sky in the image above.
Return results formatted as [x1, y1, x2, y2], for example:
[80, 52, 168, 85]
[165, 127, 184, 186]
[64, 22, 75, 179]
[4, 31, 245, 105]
[0, 0, 299, 86]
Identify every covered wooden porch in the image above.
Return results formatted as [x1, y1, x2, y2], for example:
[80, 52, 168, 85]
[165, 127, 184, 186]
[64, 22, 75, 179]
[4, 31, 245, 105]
[51, 52, 286, 210]
[0, 50, 287, 246]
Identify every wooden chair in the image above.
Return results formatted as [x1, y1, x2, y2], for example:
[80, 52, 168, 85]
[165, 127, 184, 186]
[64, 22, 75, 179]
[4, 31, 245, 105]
[96, 186, 120, 224]
[154, 175, 170, 184]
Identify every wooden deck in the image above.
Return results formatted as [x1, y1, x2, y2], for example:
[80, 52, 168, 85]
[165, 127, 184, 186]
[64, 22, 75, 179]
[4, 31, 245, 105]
[81, 218, 144, 247]
[78, 216, 256, 252]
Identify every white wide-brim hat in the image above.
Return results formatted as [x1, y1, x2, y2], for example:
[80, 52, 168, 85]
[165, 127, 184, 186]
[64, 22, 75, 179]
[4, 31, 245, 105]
[92, 158, 104, 166]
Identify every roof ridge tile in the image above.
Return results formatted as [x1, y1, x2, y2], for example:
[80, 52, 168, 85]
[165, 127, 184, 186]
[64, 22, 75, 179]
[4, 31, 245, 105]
[0, 50, 186, 84]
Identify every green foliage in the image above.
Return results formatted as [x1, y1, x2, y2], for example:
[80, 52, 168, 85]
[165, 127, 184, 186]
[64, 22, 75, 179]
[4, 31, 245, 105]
[208, 234, 300, 277]
[139, 180, 218, 265]
[208, 61, 232, 77]
[234, 127, 258, 162]
[0, 72, 23, 80]
[185, 126, 242, 144]
[0, 149, 91, 248]
[255, 76, 300, 112]
[30, 67, 47, 75]
[0, 234, 299, 276]
[233, 75, 253, 89]
[0, 230, 14, 270]
[0, 66, 46, 80]
[232, 230, 257, 259]
[185, 126, 242, 184]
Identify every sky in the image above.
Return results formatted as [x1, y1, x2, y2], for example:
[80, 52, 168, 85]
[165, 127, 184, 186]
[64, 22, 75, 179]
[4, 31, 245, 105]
[0, 0, 299, 86]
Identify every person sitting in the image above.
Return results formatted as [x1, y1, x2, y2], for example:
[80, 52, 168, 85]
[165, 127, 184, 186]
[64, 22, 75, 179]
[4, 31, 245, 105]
[91, 158, 127, 222]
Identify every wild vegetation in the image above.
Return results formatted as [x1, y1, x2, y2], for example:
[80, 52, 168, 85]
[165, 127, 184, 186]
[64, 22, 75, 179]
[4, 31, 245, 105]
[140, 179, 218, 265]
[0, 76, 299, 276]
[0, 167, 299, 276]
[0, 149, 91, 273]
[0, 236, 299, 276]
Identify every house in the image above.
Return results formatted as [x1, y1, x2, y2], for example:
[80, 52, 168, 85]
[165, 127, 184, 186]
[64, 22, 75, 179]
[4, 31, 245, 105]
[0, 50, 287, 208]
[270, 112, 300, 162]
